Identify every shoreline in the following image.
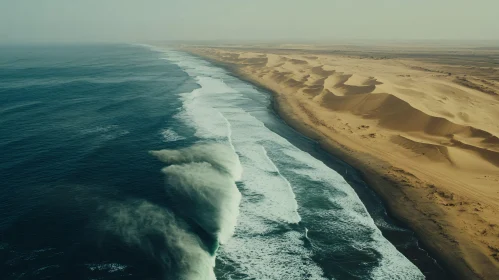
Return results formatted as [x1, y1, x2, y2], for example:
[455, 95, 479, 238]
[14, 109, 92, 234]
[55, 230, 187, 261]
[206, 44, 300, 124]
[182, 49, 492, 279]
[239, 69, 469, 279]
[184, 51, 455, 277]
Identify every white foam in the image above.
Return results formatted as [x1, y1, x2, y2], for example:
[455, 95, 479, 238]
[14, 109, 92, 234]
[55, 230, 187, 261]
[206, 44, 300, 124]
[282, 149, 424, 279]
[175, 84, 229, 140]
[160, 128, 186, 142]
[261, 145, 300, 223]
[151, 143, 242, 181]
[219, 112, 235, 153]
[161, 50, 424, 280]
[86, 263, 127, 273]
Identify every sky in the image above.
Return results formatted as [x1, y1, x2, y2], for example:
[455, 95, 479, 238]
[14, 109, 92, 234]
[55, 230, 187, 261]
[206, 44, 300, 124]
[1, 0, 498, 43]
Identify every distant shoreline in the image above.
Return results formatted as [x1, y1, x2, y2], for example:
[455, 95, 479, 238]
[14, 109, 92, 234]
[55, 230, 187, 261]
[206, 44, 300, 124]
[184, 46, 499, 280]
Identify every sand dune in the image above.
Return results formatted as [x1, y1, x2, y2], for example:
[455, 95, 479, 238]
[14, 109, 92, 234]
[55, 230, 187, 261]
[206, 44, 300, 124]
[391, 135, 453, 164]
[187, 46, 499, 280]
[200, 48, 499, 168]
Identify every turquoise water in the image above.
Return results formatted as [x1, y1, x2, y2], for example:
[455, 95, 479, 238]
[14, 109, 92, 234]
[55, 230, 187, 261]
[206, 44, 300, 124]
[0, 44, 448, 279]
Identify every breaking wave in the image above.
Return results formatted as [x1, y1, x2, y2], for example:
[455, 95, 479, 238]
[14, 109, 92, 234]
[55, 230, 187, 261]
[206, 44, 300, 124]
[100, 143, 242, 280]
[150, 143, 242, 181]
[101, 200, 216, 280]
[151, 143, 242, 243]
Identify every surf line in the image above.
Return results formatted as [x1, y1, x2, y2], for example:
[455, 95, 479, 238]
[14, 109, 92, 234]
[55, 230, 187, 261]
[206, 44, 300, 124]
[261, 145, 301, 223]
[219, 112, 236, 152]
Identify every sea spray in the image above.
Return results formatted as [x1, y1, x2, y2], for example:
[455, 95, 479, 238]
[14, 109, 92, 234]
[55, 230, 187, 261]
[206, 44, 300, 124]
[150, 143, 242, 243]
[97, 143, 242, 280]
[150, 143, 243, 181]
[162, 162, 241, 244]
[100, 200, 216, 280]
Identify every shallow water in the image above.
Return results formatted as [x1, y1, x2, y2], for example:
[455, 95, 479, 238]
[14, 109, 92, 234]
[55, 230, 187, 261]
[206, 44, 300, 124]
[0, 44, 448, 279]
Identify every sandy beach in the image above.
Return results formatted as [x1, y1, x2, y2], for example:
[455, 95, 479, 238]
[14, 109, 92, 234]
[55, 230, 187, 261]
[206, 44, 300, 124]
[185, 44, 499, 280]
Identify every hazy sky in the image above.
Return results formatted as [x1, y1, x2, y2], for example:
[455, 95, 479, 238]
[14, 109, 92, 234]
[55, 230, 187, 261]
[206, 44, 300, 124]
[1, 0, 498, 43]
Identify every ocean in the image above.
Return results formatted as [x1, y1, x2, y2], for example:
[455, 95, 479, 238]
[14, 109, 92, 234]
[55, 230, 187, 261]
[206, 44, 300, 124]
[0, 44, 449, 279]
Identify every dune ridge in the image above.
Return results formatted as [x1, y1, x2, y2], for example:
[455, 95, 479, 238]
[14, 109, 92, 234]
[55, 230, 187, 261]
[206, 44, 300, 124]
[187, 46, 499, 280]
[207, 50, 499, 170]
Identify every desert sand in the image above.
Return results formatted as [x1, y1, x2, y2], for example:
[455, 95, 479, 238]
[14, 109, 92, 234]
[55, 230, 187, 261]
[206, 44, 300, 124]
[186, 44, 499, 280]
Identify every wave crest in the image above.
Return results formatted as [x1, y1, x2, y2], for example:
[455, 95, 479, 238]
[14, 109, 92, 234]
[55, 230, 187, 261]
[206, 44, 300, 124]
[150, 143, 242, 181]
[162, 162, 241, 244]
[151, 143, 242, 244]
[98, 143, 242, 280]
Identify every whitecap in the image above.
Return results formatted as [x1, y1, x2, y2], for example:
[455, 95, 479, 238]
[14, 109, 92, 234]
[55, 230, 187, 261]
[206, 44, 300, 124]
[86, 263, 127, 273]
[160, 128, 186, 142]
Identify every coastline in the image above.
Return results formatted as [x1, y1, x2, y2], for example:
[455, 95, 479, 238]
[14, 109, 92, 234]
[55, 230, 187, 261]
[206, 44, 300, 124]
[182, 47, 499, 280]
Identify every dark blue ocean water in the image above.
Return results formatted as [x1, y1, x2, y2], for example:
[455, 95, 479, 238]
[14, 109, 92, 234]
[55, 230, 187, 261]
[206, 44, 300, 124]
[0, 44, 449, 280]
